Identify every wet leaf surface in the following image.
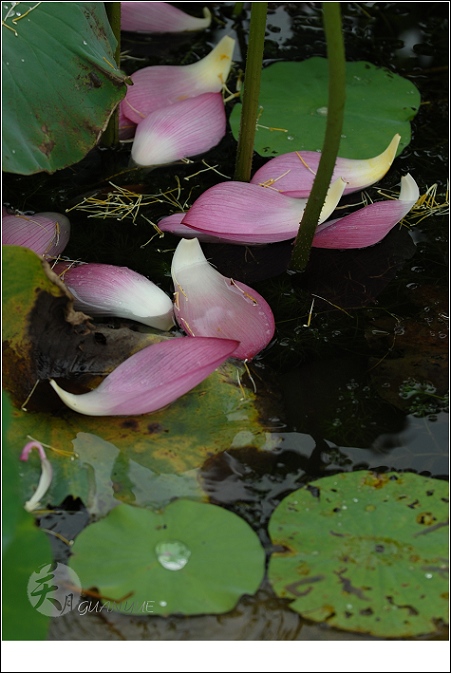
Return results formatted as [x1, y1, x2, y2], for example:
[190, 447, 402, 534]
[230, 58, 420, 159]
[268, 471, 449, 638]
[2, 2, 127, 174]
[70, 500, 265, 616]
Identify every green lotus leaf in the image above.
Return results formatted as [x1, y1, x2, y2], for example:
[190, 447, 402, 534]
[268, 471, 449, 638]
[70, 500, 265, 615]
[230, 58, 420, 159]
[2, 2, 127, 174]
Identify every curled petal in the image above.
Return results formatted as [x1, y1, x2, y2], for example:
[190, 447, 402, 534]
[181, 179, 346, 244]
[158, 213, 227, 243]
[50, 336, 239, 416]
[121, 2, 211, 33]
[172, 238, 275, 360]
[2, 211, 70, 258]
[131, 93, 226, 167]
[122, 35, 235, 123]
[251, 135, 401, 198]
[313, 174, 420, 249]
[20, 441, 53, 512]
[55, 262, 174, 330]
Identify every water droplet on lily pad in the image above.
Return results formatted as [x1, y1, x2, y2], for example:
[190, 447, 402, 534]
[316, 106, 328, 116]
[156, 540, 191, 571]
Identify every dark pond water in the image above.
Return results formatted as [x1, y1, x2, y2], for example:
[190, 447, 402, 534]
[4, 1, 449, 647]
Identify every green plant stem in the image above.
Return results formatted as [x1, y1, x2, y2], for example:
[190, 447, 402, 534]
[101, 2, 121, 147]
[232, 2, 245, 18]
[289, 2, 346, 271]
[234, 2, 267, 182]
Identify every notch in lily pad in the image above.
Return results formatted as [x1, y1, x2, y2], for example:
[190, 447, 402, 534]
[70, 500, 265, 615]
[268, 471, 448, 638]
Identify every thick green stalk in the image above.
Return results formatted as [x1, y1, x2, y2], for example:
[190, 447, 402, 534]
[290, 2, 346, 271]
[234, 2, 268, 182]
[101, 2, 121, 147]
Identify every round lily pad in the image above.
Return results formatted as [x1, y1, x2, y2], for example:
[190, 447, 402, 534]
[70, 500, 265, 615]
[268, 471, 448, 638]
[230, 58, 420, 159]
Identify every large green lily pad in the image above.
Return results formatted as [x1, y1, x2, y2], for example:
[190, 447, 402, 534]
[230, 58, 420, 158]
[268, 471, 449, 638]
[70, 500, 265, 615]
[2, 2, 127, 174]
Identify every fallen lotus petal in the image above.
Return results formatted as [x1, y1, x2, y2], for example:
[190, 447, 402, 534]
[131, 93, 226, 167]
[181, 179, 346, 244]
[55, 262, 175, 330]
[121, 2, 211, 33]
[49, 336, 239, 416]
[312, 174, 419, 249]
[172, 238, 275, 360]
[251, 134, 401, 198]
[118, 105, 137, 140]
[158, 212, 227, 243]
[2, 211, 70, 258]
[20, 441, 53, 512]
[121, 35, 235, 124]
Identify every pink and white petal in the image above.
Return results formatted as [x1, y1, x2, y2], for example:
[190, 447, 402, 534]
[251, 134, 401, 198]
[121, 2, 211, 33]
[172, 238, 275, 360]
[56, 262, 174, 330]
[122, 36, 235, 123]
[118, 103, 137, 140]
[313, 174, 419, 249]
[131, 93, 226, 167]
[2, 211, 70, 258]
[20, 441, 53, 512]
[49, 336, 239, 416]
[181, 178, 346, 244]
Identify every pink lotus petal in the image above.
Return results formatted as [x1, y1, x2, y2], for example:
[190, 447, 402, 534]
[158, 213, 227, 243]
[49, 336, 239, 416]
[181, 179, 346, 244]
[2, 211, 70, 258]
[122, 35, 235, 124]
[55, 262, 174, 330]
[172, 238, 275, 360]
[118, 105, 137, 140]
[121, 2, 211, 33]
[251, 135, 401, 198]
[312, 174, 419, 249]
[19, 441, 53, 512]
[131, 93, 226, 167]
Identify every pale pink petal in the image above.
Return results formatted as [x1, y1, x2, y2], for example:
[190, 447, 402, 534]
[131, 93, 226, 167]
[121, 2, 211, 33]
[49, 336, 239, 416]
[122, 36, 235, 123]
[172, 238, 275, 360]
[313, 174, 420, 249]
[55, 262, 174, 330]
[20, 441, 53, 512]
[251, 135, 401, 197]
[181, 179, 346, 244]
[2, 211, 70, 258]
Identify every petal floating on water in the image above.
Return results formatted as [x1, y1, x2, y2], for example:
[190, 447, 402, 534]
[171, 238, 275, 359]
[50, 336, 239, 416]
